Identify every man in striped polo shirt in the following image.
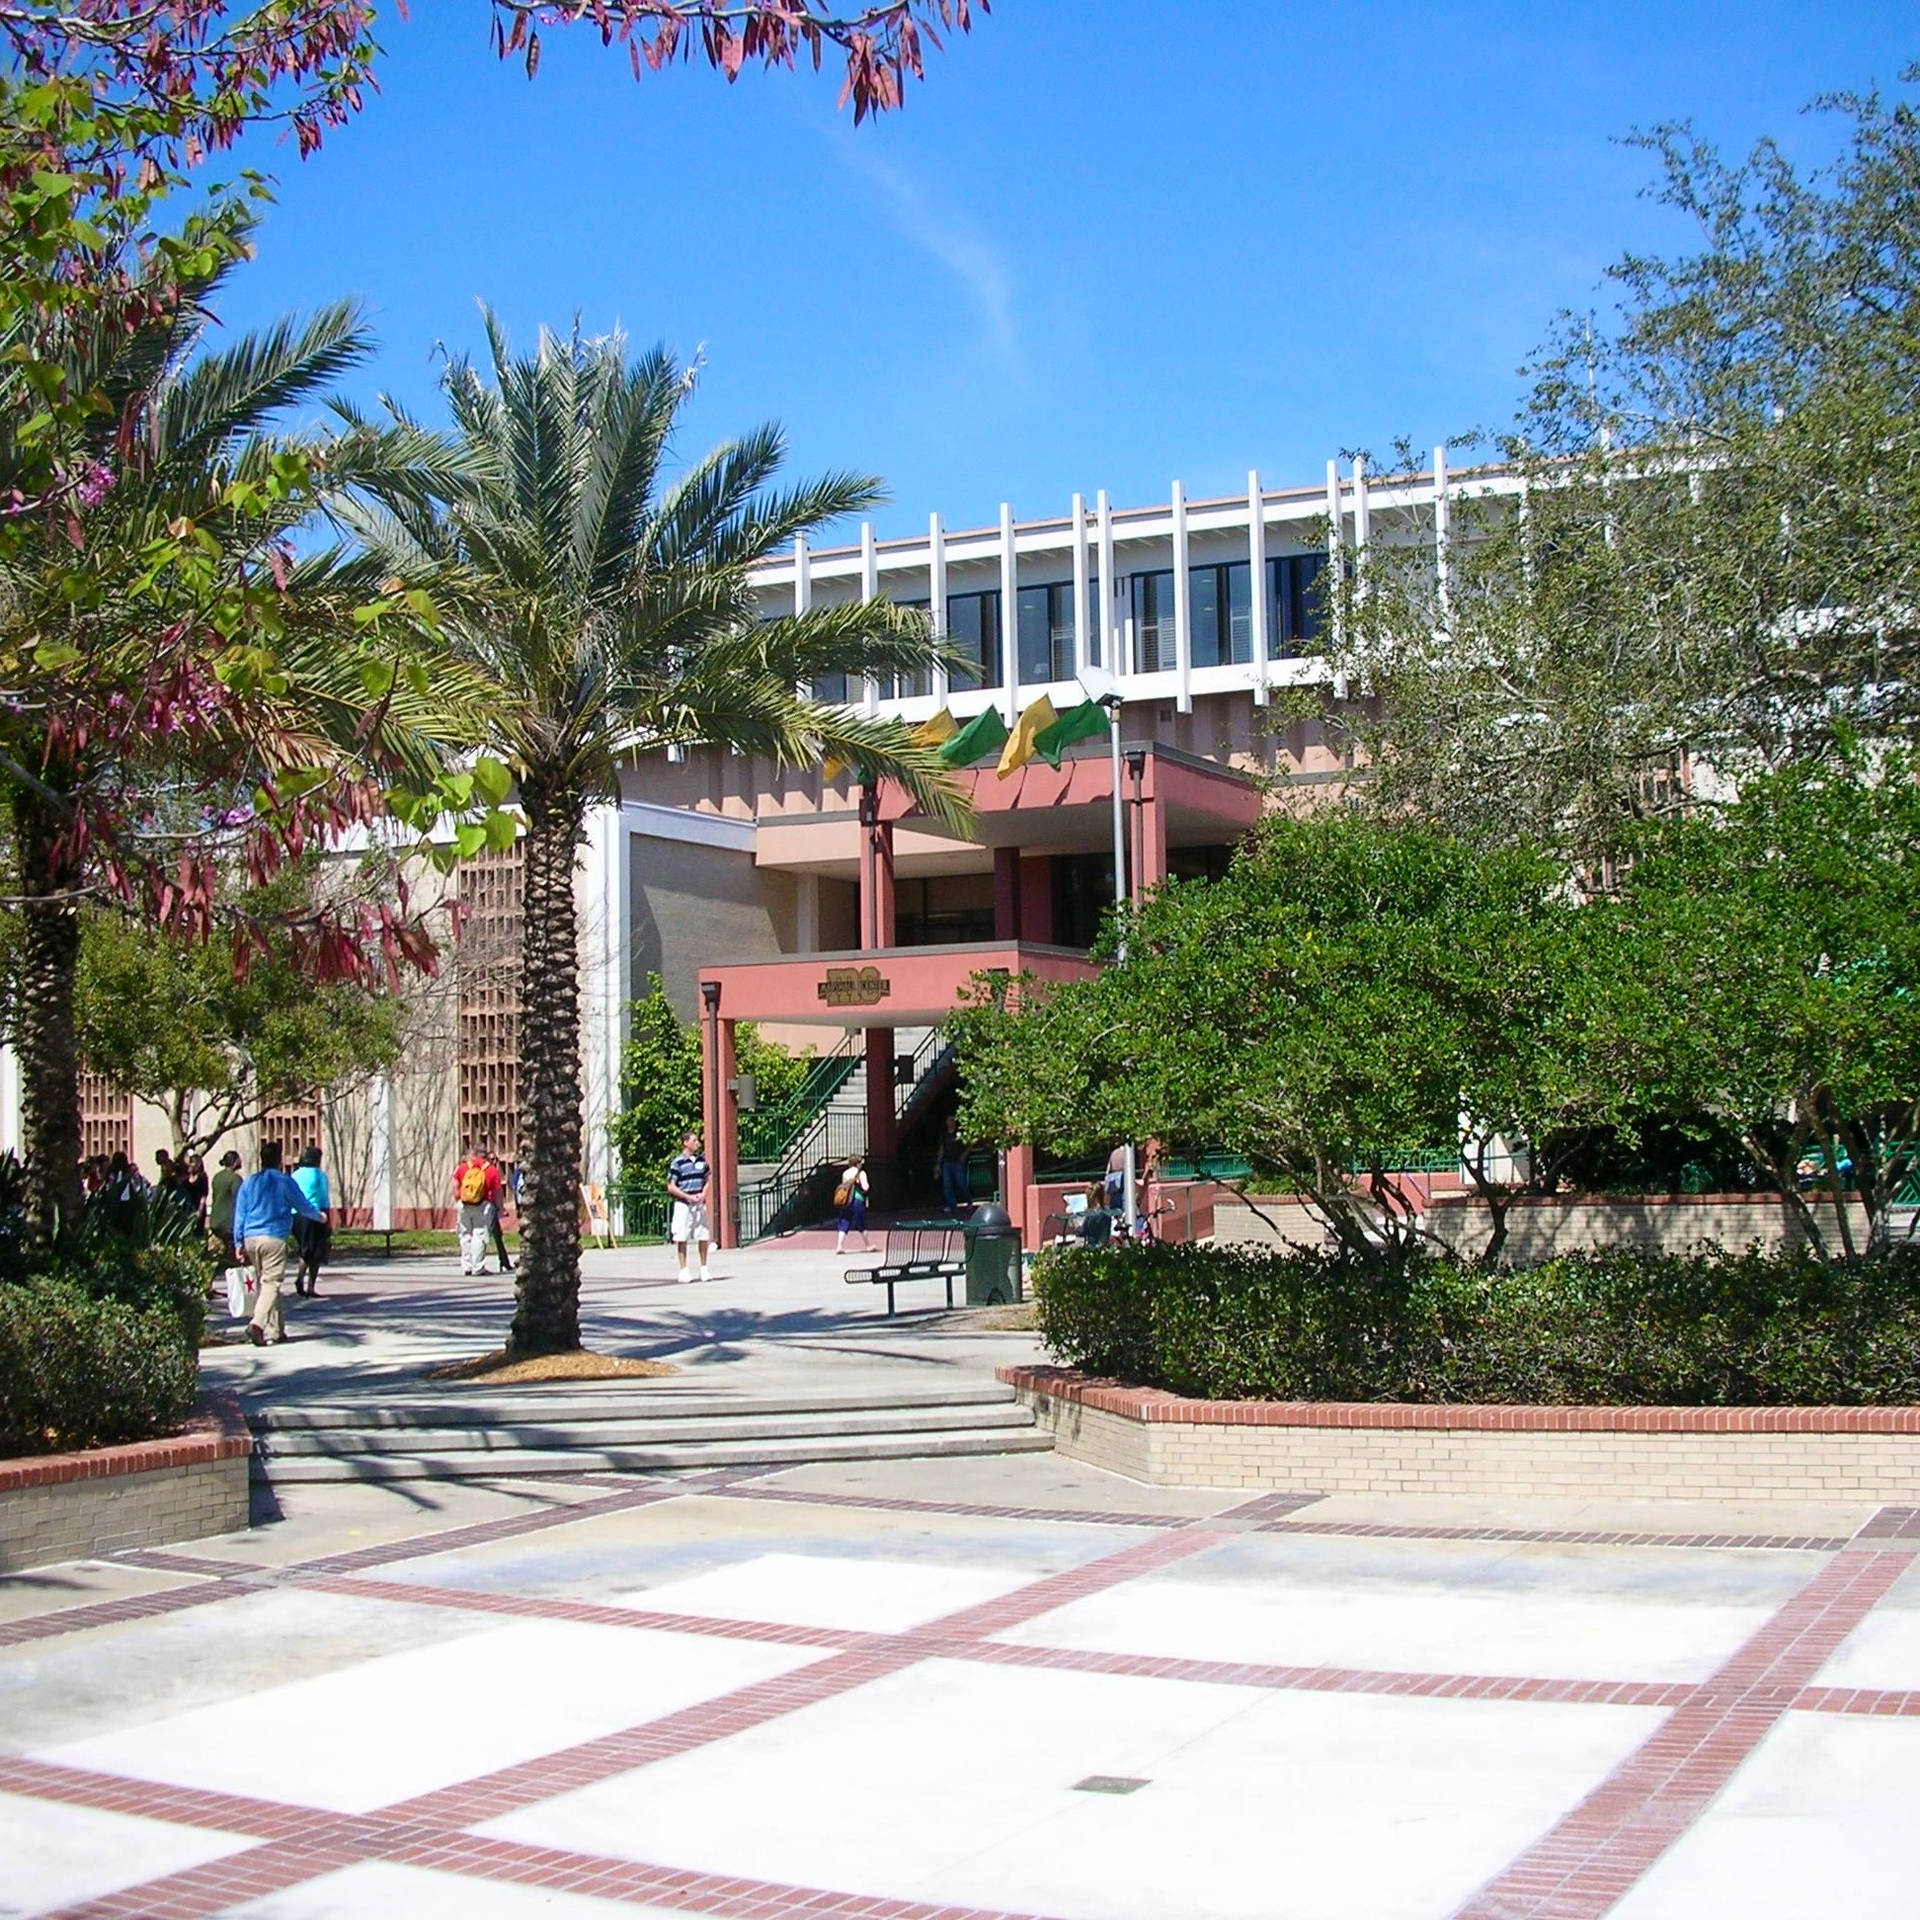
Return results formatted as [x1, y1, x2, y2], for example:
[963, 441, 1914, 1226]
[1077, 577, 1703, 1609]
[667, 1130, 712, 1284]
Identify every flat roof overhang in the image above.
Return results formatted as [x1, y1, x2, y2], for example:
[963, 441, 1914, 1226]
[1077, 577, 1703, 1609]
[697, 941, 1099, 1027]
[751, 741, 1265, 879]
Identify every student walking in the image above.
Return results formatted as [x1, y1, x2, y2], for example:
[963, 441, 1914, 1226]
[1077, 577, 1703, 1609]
[453, 1149, 501, 1276]
[667, 1131, 712, 1283]
[937, 1118, 971, 1212]
[484, 1151, 515, 1272]
[834, 1154, 871, 1255]
[291, 1146, 331, 1296]
[208, 1150, 243, 1252]
[232, 1143, 323, 1346]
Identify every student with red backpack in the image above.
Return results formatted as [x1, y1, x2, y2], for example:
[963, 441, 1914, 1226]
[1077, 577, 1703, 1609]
[453, 1149, 501, 1276]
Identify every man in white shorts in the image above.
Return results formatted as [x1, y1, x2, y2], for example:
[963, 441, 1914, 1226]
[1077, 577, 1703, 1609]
[667, 1130, 712, 1283]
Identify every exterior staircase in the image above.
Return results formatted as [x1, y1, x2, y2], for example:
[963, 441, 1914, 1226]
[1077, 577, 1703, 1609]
[248, 1378, 1050, 1484]
[735, 1024, 952, 1242]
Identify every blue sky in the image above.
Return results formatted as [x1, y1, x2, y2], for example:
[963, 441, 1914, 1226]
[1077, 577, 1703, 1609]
[218, 2, 1914, 540]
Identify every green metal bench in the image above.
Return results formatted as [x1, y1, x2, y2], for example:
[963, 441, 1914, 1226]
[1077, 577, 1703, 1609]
[845, 1218, 967, 1316]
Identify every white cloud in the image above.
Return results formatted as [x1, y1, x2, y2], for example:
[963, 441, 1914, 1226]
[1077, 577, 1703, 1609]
[835, 139, 1019, 370]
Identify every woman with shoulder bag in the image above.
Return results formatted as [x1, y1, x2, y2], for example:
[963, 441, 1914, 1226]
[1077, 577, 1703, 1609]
[833, 1154, 871, 1255]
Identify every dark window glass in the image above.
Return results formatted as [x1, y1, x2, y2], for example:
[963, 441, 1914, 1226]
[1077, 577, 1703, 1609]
[946, 589, 1003, 690]
[1130, 570, 1175, 674]
[894, 875, 996, 946]
[878, 598, 932, 701]
[1187, 561, 1254, 668]
[812, 668, 849, 704]
[1267, 552, 1329, 657]
[1017, 582, 1076, 686]
[1050, 852, 1120, 951]
[1189, 566, 1220, 669]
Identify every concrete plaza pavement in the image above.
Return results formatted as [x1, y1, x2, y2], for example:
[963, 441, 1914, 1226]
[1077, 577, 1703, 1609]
[198, 1234, 1046, 1411]
[4, 1240, 1920, 1916]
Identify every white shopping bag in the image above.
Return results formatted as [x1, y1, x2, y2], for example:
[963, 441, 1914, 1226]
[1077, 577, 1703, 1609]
[223, 1265, 254, 1319]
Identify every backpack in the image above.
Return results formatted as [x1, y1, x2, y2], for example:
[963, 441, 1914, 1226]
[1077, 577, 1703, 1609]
[833, 1182, 852, 1209]
[458, 1163, 488, 1204]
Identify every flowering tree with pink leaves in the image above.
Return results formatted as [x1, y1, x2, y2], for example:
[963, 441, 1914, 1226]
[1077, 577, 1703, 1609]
[0, 2, 981, 1239]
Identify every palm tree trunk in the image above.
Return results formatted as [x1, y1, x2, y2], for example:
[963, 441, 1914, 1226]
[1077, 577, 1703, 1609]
[508, 772, 586, 1356]
[11, 784, 84, 1241]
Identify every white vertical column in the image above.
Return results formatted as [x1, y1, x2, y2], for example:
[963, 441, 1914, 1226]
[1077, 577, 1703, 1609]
[1096, 488, 1116, 677]
[998, 500, 1019, 723]
[1247, 468, 1269, 705]
[793, 531, 812, 705]
[928, 510, 948, 704]
[1325, 459, 1345, 652]
[1171, 479, 1192, 712]
[369, 1072, 394, 1232]
[1070, 492, 1090, 683]
[1433, 443, 1451, 625]
[1353, 452, 1371, 567]
[860, 520, 879, 714]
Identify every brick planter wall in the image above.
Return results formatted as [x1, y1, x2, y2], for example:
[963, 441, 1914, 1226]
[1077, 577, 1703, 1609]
[999, 1365, 1920, 1500]
[0, 1393, 252, 1573]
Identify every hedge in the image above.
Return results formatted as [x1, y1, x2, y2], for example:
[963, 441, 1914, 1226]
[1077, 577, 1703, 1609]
[1033, 1240, 1920, 1406]
[0, 1277, 199, 1454]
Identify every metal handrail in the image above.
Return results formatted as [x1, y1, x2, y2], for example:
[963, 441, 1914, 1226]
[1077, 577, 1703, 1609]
[738, 1031, 863, 1163]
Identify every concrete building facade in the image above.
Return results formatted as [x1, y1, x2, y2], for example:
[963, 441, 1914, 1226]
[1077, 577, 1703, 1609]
[3, 453, 1491, 1236]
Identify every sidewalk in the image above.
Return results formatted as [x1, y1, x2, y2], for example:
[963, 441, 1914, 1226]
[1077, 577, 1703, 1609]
[200, 1236, 1043, 1410]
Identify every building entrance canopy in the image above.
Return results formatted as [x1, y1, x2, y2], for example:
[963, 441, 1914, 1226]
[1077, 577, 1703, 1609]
[697, 941, 1097, 1029]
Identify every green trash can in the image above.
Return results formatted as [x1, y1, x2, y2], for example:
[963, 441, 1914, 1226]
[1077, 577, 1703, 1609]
[964, 1203, 1022, 1306]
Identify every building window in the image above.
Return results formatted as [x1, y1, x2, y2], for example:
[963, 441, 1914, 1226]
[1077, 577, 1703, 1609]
[1268, 552, 1329, 656]
[946, 588, 1002, 690]
[811, 667, 850, 705]
[1016, 582, 1076, 686]
[1129, 570, 1176, 674]
[1051, 853, 1119, 951]
[1190, 561, 1255, 668]
[894, 873, 996, 946]
[877, 598, 934, 701]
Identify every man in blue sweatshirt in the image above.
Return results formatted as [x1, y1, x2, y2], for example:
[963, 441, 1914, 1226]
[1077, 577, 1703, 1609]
[232, 1141, 324, 1346]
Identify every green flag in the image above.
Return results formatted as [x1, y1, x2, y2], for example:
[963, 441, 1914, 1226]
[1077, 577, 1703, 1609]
[938, 704, 1010, 767]
[1033, 698, 1109, 768]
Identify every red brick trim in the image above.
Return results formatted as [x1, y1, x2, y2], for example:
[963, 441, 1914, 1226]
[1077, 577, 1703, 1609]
[0, 1391, 251, 1492]
[999, 1364, 1920, 1433]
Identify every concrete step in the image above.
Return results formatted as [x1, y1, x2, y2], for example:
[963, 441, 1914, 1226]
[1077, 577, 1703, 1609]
[255, 1401, 1039, 1458]
[248, 1381, 1020, 1433]
[252, 1424, 1054, 1483]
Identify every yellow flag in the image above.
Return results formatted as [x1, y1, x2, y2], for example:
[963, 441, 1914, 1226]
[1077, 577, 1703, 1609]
[912, 708, 958, 750]
[821, 755, 849, 786]
[996, 694, 1057, 778]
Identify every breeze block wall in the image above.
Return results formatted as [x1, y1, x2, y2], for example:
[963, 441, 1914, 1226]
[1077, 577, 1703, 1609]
[1000, 1366, 1920, 1500]
[0, 1393, 252, 1573]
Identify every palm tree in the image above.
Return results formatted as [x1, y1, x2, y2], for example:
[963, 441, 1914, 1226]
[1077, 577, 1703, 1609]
[0, 212, 482, 1239]
[345, 316, 964, 1356]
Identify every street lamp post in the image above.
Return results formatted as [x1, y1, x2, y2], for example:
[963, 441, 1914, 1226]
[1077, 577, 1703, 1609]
[1079, 665, 1136, 1228]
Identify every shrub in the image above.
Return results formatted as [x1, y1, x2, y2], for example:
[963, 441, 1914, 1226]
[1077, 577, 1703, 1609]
[1033, 1240, 1920, 1405]
[63, 1240, 211, 1350]
[0, 1277, 198, 1454]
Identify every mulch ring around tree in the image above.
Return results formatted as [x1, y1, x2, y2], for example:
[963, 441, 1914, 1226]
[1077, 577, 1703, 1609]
[425, 1351, 679, 1386]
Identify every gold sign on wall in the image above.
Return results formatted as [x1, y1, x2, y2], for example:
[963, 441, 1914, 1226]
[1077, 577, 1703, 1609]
[817, 965, 891, 1008]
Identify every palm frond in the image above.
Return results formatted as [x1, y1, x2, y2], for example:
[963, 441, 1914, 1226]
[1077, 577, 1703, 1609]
[155, 300, 374, 481]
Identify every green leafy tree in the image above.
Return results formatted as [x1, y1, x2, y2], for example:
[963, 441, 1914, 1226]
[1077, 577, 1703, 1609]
[1615, 761, 1920, 1259]
[954, 812, 1634, 1266]
[1332, 68, 1920, 866]
[610, 977, 813, 1208]
[345, 318, 965, 1354]
[72, 890, 408, 1165]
